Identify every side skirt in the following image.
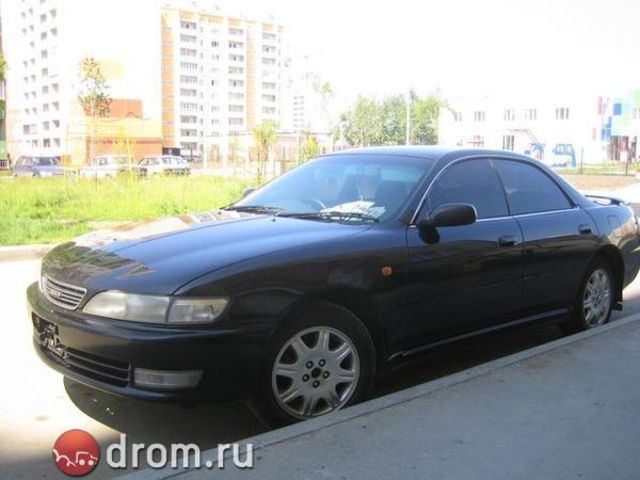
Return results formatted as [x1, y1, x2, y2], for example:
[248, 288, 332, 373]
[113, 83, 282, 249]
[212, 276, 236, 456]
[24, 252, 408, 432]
[388, 308, 571, 364]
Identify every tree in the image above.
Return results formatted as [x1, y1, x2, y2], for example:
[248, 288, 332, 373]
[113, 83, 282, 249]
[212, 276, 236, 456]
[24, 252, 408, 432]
[340, 96, 380, 147]
[77, 57, 112, 166]
[411, 95, 442, 145]
[335, 93, 444, 147]
[0, 53, 6, 120]
[299, 130, 320, 164]
[0, 53, 6, 82]
[252, 120, 279, 183]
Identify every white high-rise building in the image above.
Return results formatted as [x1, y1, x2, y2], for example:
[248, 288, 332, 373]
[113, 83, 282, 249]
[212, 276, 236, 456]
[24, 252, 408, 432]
[1, 0, 162, 160]
[160, 3, 285, 163]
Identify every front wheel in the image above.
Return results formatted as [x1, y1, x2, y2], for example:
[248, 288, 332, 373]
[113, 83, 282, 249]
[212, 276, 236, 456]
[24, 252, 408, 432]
[562, 258, 614, 333]
[251, 302, 375, 426]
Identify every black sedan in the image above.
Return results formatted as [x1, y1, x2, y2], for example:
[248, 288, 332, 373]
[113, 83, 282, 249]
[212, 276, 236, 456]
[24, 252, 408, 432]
[27, 146, 640, 424]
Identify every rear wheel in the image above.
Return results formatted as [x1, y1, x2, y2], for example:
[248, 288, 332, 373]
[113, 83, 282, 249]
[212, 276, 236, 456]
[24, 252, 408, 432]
[250, 302, 375, 426]
[562, 258, 614, 333]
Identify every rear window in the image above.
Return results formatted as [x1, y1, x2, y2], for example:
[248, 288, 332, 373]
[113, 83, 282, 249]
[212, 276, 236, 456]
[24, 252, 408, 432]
[494, 160, 572, 215]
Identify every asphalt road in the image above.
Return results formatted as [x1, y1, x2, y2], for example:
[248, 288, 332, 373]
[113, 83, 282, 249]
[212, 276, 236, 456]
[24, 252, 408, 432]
[2, 259, 640, 479]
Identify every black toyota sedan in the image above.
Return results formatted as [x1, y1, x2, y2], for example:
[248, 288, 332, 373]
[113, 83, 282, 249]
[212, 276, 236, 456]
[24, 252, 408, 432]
[28, 146, 640, 424]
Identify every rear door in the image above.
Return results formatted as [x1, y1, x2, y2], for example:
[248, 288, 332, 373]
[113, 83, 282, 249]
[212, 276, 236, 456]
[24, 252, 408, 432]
[493, 158, 599, 315]
[404, 158, 525, 347]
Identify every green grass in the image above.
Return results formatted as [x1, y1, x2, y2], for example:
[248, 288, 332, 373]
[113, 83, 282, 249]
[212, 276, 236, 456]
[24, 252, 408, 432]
[0, 175, 251, 245]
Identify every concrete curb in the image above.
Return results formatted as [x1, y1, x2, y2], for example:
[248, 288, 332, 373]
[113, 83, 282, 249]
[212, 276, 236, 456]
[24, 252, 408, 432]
[118, 311, 640, 480]
[0, 244, 54, 262]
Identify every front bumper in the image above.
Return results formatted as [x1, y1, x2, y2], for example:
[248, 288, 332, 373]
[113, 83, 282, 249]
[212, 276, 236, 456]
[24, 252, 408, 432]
[27, 282, 272, 402]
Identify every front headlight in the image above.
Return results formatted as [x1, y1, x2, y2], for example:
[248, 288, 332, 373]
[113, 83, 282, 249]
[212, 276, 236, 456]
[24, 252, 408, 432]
[82, 291, 229, 324]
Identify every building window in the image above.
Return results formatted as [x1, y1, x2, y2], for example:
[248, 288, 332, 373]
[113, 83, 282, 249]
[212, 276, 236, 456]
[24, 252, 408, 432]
[555, 107, 570, 120]
[180, 75, 198, 84]
[633, 107, 640, 120]
[502, 135, 515, 151]
[524, 108, 537, 121]
[503, 109, 515, 121]
[472, 135, 484, 147]
[453, 111, 462, 122]
[473, 111, 485, 122]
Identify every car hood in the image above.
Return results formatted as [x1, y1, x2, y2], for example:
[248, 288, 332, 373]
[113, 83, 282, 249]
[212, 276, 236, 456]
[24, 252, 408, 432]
[42, 210, 369, 294]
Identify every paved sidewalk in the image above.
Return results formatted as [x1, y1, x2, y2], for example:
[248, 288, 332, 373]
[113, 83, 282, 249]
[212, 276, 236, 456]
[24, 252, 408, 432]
[126, 315, 640, 480]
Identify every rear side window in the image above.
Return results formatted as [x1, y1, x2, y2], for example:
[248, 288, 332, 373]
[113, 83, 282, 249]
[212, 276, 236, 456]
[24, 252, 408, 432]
[494, 160, 572, 215]
[428, 159, 508, 219]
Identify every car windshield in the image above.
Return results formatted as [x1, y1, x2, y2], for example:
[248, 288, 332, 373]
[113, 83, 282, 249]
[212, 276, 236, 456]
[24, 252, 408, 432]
[35, 157, 60, 166]
[233, 154, 434, 222]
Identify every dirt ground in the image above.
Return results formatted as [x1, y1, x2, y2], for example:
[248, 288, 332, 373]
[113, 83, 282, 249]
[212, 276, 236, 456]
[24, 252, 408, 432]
[560, 174, 639, 191]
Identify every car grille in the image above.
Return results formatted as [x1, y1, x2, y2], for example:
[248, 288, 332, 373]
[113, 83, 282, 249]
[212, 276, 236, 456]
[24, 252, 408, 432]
[34, 316, 131, 387]
[41, 276, 86, 310]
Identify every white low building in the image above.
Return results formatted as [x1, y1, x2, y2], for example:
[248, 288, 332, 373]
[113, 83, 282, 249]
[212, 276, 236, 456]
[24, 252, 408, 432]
[439, 89, 609, 165]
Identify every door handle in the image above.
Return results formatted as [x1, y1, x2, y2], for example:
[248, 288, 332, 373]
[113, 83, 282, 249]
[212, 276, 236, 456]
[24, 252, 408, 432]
[497, 235, 519, 247]
[578, 224, 593, 235]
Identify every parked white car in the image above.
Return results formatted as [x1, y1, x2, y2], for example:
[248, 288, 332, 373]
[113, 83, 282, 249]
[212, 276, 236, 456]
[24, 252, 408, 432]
[137, 156, 191, 176]
[79, 155, 136, 178]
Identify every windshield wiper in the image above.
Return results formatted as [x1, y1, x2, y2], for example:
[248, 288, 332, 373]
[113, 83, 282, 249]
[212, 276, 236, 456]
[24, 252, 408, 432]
[280, 211, 380, 223]
[224, 205, 285, 214]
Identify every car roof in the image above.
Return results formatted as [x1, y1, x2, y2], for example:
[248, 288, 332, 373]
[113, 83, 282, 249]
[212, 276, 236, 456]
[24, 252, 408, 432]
[324, 145, 535, 163]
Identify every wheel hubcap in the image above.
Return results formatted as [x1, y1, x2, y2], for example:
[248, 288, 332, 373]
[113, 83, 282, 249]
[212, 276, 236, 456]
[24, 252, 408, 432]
[583, 268, 612, 327]
[272, 326, 360, 419]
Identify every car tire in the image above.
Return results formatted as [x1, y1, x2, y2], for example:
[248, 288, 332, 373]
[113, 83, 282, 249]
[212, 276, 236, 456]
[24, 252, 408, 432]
[249, 301, 376, 427]
[561, 257, 614, 334]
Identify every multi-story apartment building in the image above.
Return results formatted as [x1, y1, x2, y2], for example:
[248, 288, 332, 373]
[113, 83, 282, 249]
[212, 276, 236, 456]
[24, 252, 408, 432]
[160, 3, 284, 163]
[1, 0, 163, 162]
[280, 54, 333, 135]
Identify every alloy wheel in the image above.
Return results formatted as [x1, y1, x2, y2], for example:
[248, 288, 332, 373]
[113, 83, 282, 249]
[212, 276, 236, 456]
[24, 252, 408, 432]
[583, 268, 612, 327]
[271, 326, 360, 419]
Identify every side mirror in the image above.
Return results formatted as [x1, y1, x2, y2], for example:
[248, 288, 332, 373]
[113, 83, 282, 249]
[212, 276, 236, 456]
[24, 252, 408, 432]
[418, 203, 477, 228]
[242, 187, 256, 198]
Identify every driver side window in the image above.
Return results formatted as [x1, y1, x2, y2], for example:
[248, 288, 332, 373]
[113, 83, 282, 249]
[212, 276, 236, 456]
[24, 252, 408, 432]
[427, 159, 508, 220]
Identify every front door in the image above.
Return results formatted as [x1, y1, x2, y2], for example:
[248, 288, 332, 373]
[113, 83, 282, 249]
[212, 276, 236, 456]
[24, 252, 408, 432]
[404, 158, 524, 349]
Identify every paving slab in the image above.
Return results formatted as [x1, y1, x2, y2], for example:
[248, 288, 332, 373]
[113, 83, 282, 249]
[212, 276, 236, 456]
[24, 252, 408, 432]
[121, 314, 640, 480]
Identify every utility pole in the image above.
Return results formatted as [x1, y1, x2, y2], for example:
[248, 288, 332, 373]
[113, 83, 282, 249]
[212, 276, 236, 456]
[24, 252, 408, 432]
[405, 88, 412, 145]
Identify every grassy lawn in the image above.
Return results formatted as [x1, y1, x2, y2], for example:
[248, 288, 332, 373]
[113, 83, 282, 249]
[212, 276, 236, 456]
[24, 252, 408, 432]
[0, 175, 251, 246]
